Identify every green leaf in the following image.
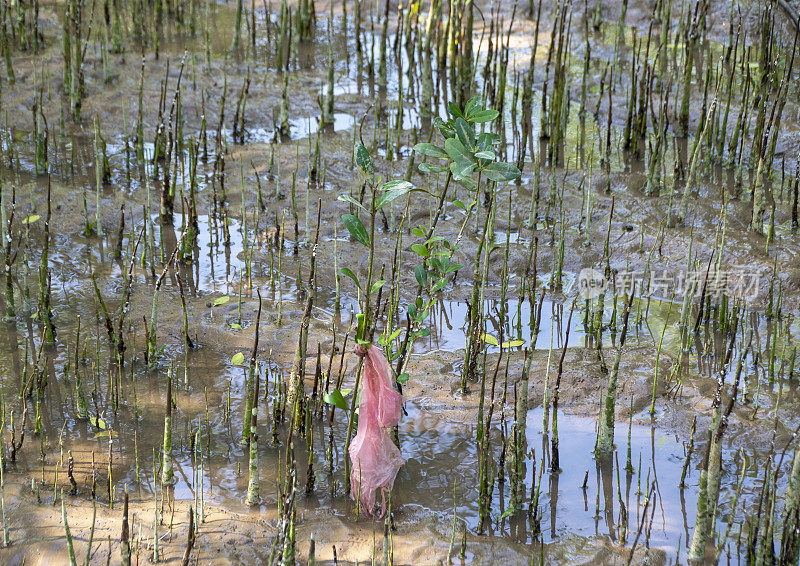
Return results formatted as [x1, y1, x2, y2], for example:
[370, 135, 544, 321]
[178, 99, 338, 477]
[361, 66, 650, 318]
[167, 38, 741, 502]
[447, 102, 465, 120]
[463, 96, 482, 120]
[342, 214, 370, 247]
[340, 267, 362, 290]
[230, 323, 242, 330]
[411, 226, 427, 237]
[431, 276, 448, 293]
[382, 180, 413, 191]
[501, 339, 526, 349]
[482, 162, 521, 182]
[380, 328, 403, 346]
[444, 138, 473, 164]
[376, 181, 413, 208]
[212, 296, 230, 307]
[323, 389, 348, 411]
[397, 372, 410, 385]
[231, 352, 246, 365]
[411, 244, 430, 258]
[450, 160, 475, 181]
[337, 194, 367, 212]
[469, 109, 500, 123]
[454, 118, 475, 150]
[413, 143, 448, 159]
[90, 417, 108, 430]
[457, 176, 478, 191]
[481, 333, 499, 347]
[23, 214, 40, 224]
[433, 117, 455, 139]
[414, 265, 427, 287]
[475, 150, 496, 160]
[354, 142, 375, 179]
[418, 162, 449, 174]
[477, 132, 502, 149]
[369, 279, 386, 295]
[453, 199, 466, 210]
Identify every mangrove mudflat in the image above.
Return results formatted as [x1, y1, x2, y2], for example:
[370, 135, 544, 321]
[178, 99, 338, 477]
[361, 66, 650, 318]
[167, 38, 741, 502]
[0, 0, 798, 564]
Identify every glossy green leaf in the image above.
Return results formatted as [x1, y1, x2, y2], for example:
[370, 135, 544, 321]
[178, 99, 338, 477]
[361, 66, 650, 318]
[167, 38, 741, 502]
[382, 180, 413, 191]
[376, 181, 413, 208]
[337, 194, 367, 212]
[370, 279, 386, 295]
[381, 328, 402, 345]
[454, 117, 475, 150]
[342, 214, 370, 247]
[482, 162, 521, 182]
[231, 352, 245, 365]
[450, 160, 475, 181]
[433, 117, 455, 139]
[431, 277, 448, 293]
[413, 143, 448, 159]
[457, 176, 478, 191]
[447, 101, 465, 120]
[444, 138, 473, 164]
[354, 142, 375, 179]
[411, 244, 430, 257]
[414, 265, 427, 287]
[477, 132, 502, 149]
[212, 296, 230, 307]
[340, 267, 362, 290]
[418, 162, 448, 174]
[470, 109, 500, 123]
[323, 389, 348, 411]
[463, 96, 482, 119]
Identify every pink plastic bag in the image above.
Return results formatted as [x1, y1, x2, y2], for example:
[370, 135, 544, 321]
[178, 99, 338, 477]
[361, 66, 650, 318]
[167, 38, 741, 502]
[349, 343, 405, 517]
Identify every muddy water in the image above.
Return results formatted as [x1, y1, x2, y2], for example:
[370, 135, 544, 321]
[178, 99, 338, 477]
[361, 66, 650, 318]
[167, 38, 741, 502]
[3, 336, 777, 564]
